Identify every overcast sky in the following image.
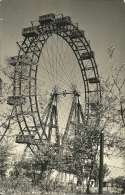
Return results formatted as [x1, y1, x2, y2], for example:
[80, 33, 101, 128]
[0, 0, 125, 168]
[0, 0, 125, 77]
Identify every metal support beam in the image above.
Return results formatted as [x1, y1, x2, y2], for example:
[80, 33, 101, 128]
[62, 95, 76, 144]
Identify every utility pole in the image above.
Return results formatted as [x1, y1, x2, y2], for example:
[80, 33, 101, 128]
[99, 131, 104, 194]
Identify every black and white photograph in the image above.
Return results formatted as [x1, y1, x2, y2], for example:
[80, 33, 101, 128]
[0, 0, 125, 194]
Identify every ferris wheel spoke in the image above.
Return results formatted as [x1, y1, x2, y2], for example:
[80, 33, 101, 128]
[51, 35, 69, 80]
[38, 46, 72, 90]
[57, 96, 74, 133]
[37, 34, 81, 92]
[39, 59, 72, 90]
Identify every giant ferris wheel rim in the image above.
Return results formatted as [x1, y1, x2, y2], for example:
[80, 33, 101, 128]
[5, 14, 101, 156]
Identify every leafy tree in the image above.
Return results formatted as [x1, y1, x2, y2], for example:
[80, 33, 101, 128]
[114, 176, 125, 188]
[108, 176, 125, 189]
[107, 45, 125, 127]
[0, 143, 8, 178]
[91, 163, 111, 186]
[105, 45, 125, 159]
[0, 139, 15, 179]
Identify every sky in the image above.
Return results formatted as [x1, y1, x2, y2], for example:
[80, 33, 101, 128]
[0, 0, 125, 170]
[0, 0, 125, 77]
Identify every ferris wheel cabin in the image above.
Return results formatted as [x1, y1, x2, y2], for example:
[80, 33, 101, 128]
[88, 77, 100, 84]
[55, 16, 71, 26]
[80, 51, 94, 60]
[69, 30, 84, 39]
[16, 134, 34, 144]
[22, 26, 39, 38]
[7, 96, 26, 106]
[39, 13, 55, 25]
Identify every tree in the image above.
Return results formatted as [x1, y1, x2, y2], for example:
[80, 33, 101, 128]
[106, 45, 125, 157]
[108, 176, 125, 188]
[0, 139, 16, 179]
[0, 146, 19, 193]
[91, 163, 111, 186]
[0, 142, 8, 179]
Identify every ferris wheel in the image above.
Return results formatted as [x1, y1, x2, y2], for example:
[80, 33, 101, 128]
[5, 13, 101, 158]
